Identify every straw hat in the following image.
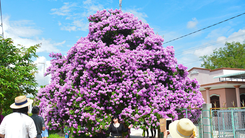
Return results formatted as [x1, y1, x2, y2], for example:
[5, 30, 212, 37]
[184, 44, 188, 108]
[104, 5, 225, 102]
[169, 118, 196, 138]
[10, 96, 33, 109]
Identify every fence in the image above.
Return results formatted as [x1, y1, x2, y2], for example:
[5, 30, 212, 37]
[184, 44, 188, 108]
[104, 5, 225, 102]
[182, 105, 212, 138]
[211, 107, 245, 138]
[159, 107, 204, 138]
[182, 108, 204, 138]
[159, 106, 245, 138]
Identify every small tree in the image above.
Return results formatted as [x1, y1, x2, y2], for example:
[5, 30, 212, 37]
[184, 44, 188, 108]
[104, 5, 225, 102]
[37, 9, 204, 137]
[200, 41, 245, 69]
[0, 37, 39, 115]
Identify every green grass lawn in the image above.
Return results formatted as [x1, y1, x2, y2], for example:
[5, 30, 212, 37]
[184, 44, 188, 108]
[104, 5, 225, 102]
[49, 134, 65, 138]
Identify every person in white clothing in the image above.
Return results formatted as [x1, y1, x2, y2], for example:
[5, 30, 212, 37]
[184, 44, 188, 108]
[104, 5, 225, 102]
[0, 96, 37, 138]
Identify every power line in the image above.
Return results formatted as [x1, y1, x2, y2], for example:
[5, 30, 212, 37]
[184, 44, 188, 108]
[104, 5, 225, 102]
[174, 33, 245, 57]
[174, 34, 245, 67]
[163, 11, 245, 45]
[119, 0, 122, 10]
[175, 35, 245, 68]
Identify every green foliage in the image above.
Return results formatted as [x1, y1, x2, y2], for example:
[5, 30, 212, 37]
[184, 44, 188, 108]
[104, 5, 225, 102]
[49, 129, 61, 135]
[1, 109, 12, 116]
[0, 37, 39, 114]
[200, 41, 245, 69]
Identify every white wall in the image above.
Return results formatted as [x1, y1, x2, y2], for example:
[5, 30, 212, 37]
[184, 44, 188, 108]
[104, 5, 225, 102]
[188, 68, 245, 86]
[188, 69, 223, 85]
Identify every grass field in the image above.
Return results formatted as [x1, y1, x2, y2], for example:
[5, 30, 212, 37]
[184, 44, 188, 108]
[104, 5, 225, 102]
[49, 134, 65, 138]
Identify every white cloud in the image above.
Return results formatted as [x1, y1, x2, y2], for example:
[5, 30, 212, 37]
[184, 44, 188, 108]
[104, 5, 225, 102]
[3, 19, 42, 37]
[61, 19, 89, 32]
[193, 0, 216, 10]
[81, 0, 104, 17]
[187, 18, 198, 29]
[61, 26, 77, 32]
[206, 27, 233, 39]
[217, 36, 226, 43]
[51, 2, 147, 32]
[51, 2, 146, 32]
[34, 56, 51, 86]
[178, 29, 245, 68]
[12, 38, 62, 53]
[89, 4, 104, 12]
[73, 20, 89, 31]
[2, 16, 65, 53]
[177, 55, 201, 70]
[161, 31, 180, 45]
[194, 45, 215, 57]
[51, 1, 103, 32]
[107, 0, 113, 3]
[185, 29, 245, 58]
[192, 28, 245, 58]
[218, 29, 245, 44]
[83, 0, 92, 5]
[79, 5, 104, 22]
[54, 40, 66, 46]
[51, 2, 77, 16]
[124, 9, 148, 23]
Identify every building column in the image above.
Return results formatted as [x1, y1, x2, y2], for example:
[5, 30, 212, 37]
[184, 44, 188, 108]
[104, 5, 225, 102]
[202, 103, 212, 138]
[234, 85, 241, 107]
[204, 87, 211, 103]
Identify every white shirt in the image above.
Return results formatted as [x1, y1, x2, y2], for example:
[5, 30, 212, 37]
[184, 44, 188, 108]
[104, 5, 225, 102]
[0, 112, 37, 138]
[113, 123, 120, 128]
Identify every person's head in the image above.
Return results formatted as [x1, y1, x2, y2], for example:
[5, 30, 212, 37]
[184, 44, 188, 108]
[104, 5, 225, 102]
[12, 107, 29, 115]
[169, 118, 196, 138]
[10, 96, 33, 115]
[32, 106, 40, 115]
[111, 115, 120, 124]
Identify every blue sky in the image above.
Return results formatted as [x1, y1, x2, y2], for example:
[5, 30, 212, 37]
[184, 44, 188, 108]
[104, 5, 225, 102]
[2, 0, 245, 86]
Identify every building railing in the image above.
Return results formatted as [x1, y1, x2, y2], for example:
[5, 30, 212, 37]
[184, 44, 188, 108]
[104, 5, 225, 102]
[219, 77, 245, 82]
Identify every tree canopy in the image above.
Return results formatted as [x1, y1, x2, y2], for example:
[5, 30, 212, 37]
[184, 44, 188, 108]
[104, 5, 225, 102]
[200, 41, 245, 69]
[37, 9, 204, 137]
[0, 37, 39, 114]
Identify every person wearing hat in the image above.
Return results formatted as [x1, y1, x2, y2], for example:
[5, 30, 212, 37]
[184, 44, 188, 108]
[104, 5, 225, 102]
[0, 96, 37, 138]
[164, 118, 196, 138]
[31, 106, 45, 138]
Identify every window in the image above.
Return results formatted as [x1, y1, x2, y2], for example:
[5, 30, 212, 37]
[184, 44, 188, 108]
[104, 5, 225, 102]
[240, 94, 245, 107]
[210, 95, 220, 108]
[210, 95, 220, 117]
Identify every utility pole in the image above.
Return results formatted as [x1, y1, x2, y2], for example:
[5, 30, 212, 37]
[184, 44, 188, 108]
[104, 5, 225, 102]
[119, 0, 122, 10]
[0, 0, 4, 38]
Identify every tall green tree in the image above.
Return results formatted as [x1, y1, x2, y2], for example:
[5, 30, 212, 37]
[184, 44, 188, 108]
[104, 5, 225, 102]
[0, 37, 39, 115]
[200, 41, 245, 69]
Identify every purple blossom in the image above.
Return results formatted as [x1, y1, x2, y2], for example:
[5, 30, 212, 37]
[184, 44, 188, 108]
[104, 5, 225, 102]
[37, 9, 204, 137]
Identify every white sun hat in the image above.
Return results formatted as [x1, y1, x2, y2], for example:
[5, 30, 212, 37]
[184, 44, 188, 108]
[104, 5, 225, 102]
[169, 118, 196, 138]
[10, 95, 33, 109]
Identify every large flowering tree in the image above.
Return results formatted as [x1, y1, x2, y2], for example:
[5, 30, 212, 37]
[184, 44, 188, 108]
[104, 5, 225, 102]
[37, 9, 204, 137]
